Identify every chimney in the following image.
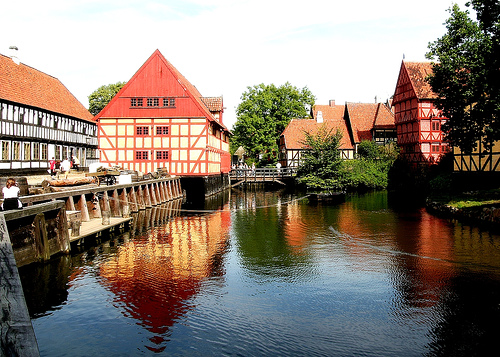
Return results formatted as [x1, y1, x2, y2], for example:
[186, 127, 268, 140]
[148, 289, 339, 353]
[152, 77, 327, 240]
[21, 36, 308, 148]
[329, 100, 335, 107]
[317, 111, 323, 123]
[9, 46, 20, 65]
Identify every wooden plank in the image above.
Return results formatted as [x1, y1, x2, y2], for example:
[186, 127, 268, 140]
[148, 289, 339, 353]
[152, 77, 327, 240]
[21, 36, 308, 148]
[69, 216, 133, 243]
[0, 214, 40, 356]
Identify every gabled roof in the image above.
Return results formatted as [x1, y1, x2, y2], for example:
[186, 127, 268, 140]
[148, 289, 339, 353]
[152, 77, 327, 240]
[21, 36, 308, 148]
[404, 61, 437, 99]
[373, 103, 395, 129]
[281, 104, 353, 150]
[0, 53, 94, 122]
[95, 50, 228, 131]
[345, 103, 395, 142]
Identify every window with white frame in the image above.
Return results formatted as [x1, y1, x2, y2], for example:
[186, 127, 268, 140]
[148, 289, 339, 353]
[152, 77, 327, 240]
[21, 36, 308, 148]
[13, 142, 21, 160]
[1, 141, 9, 160]
[24, 143, 31, 161]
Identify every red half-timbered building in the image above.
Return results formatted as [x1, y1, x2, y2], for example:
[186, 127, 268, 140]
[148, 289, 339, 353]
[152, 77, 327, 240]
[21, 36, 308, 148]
[95, 50, 230, 178]
[393, 61, 448, 164]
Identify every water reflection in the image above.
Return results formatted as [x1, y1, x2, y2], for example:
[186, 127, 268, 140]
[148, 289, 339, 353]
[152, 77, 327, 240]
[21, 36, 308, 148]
[97, 200, 231, 352]
[19, 190, 500, 356]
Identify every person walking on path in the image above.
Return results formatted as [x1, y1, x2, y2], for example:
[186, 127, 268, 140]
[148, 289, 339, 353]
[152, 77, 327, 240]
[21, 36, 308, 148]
[1, 178, 22, 211]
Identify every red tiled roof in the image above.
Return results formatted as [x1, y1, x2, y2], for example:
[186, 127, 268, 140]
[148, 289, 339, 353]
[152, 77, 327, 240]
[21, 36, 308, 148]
[281, 104, 353, 150]
[373, 103, 395, 129]
[404, 61, 437, 99]
[201, 97, 223, 112]
[0, 53, 94, 122]
[345, 103, 395, 142]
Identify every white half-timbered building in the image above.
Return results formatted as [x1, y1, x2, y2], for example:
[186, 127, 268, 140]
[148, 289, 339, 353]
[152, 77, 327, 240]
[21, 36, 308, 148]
[0, 52, 97, 174]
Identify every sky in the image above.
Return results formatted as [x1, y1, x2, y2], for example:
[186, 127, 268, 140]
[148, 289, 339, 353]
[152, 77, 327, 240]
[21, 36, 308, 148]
[1, 0, 470, 129]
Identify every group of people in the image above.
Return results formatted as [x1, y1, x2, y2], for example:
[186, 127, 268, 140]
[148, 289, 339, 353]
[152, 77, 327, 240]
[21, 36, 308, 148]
[49, 156, 80, 178]
[232, 162, 256, 176]
[2, 156, 81, 211]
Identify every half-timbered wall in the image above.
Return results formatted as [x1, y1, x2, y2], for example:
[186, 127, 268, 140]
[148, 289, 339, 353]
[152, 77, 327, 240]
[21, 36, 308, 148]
[281, 148, 355, 168]
[98, 117, 228, 175]
[454, 140, 500, 172]
[0, 100, 98, 171]
[393, 64, 448, 164]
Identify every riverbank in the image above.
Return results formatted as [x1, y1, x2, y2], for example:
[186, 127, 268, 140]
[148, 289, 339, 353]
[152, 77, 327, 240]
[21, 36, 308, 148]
[426, 189, 500, 232]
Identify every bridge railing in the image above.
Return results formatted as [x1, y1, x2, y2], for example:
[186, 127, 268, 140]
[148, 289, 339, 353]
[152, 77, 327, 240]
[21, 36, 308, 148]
[229, 167, 297, 180]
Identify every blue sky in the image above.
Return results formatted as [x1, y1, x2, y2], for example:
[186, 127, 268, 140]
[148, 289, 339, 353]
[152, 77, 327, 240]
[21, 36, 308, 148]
[1, 0, 469, 129]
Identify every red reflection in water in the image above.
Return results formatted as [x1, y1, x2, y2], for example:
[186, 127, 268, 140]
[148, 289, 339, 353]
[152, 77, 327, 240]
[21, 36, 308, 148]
[98, 206, 231, 352]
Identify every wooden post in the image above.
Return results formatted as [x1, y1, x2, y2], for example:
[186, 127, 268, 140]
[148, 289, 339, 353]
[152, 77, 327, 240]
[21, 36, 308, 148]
[119, 189, 130, 217]
[143, 184, 152, 208]
[128, 187, 138, 212]
[102, 191, 111, 213]
[159, 181, 167, 202]
[88, 193, 101, 219]
[136, 185, 145, 210]
[56, 207, 71, 254]
[110, 189, 122, 217]
[78, 194, 90, 222]
[149, 184, 157, 206]
[33, 213, 50, 261]
[155, 182, 162, 203]
[100, 192, 111, 225]
[66, 196, 76, 212]
[0, 214, 40, 357]
[178, 179, 183, 198]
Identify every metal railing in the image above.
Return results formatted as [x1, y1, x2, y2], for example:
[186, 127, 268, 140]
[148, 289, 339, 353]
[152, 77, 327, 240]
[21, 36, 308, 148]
[229, 167, 296, 182]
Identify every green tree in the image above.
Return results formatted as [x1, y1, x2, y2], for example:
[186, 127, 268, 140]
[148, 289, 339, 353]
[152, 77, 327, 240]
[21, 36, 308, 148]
[357, 140, 381, 160]
[88, 81, 126, 116]
[231, 82, 315, 164]
[296, 125, 344, 192]
[426, 1, 500, 152]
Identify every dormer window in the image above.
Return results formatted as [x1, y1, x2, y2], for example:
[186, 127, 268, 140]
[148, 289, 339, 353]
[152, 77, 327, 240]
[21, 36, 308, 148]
[147, 98, 159, 107]
[131, 98, 143, 107]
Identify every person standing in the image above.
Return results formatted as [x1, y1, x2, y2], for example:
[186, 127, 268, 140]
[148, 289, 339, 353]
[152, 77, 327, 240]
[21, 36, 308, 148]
[61, 158, 71, 178]
[73, 156, 80, 171]
[49, 157, 56, 177]
[1, 178, 22, 211]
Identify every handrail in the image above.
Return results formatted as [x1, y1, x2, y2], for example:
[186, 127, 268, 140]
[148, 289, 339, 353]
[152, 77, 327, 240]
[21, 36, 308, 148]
[229, 167, 296, 179]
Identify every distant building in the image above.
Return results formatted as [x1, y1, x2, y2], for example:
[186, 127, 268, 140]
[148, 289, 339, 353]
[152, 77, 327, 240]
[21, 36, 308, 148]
[279, 100, 395, 167]
[392, 61, 448, 164]
[95, 50, 231, 177]
[343, 102, 396, 146]
[0, 52, 97, 174]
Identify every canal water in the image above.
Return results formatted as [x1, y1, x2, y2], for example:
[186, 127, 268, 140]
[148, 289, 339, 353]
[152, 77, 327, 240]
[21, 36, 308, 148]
[19, 190, 500, 356]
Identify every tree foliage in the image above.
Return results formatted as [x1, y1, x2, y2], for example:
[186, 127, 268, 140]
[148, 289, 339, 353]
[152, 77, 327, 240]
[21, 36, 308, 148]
[426, 1, 500, 152]
[231, 82, 315, 164]
[88, 81, 126, 116]
[296, 126, 344, 192]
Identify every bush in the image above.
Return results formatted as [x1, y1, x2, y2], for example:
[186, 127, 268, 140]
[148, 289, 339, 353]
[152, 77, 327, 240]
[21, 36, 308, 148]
[340, 159, 391, 191]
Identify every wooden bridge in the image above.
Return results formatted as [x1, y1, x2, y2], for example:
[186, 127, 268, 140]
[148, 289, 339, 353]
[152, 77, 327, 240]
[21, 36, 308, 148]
[230, 167, 297, 187]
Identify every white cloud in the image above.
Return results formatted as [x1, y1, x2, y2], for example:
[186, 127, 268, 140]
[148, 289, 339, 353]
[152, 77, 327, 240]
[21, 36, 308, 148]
[1, 0, 470, 129]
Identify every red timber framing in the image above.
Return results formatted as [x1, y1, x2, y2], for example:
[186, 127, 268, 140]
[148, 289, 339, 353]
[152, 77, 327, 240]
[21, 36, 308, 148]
[94, 50, 230, 176]
[393, 61, 448, 164]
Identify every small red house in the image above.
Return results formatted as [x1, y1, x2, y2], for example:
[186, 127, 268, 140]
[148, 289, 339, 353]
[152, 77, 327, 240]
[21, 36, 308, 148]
[393, 61, 448, 164]
[95, 50, 231, 177]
